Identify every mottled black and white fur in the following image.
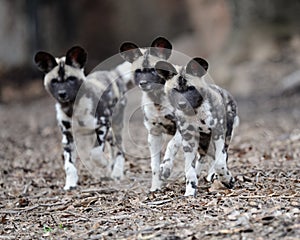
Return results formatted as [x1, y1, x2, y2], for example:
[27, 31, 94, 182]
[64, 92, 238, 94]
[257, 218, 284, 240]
[155, 58, 239, 196]
[120, 37, 182, 191]
[34, 46, 131, 190]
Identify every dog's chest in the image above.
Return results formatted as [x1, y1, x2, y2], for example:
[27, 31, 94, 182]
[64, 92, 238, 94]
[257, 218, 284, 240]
[142, 93, 174, 124]
[176, 99, 216, 133]
[142, 93, 177, 135]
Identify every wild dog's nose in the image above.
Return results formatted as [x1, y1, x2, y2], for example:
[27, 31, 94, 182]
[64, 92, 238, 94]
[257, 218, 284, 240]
[178, 101, 187, 109]
[58, 90, 67, 99]
[139, 80, 147, 86]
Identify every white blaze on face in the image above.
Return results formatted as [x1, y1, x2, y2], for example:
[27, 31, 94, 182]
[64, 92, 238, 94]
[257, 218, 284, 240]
[43, 57, 85, 93]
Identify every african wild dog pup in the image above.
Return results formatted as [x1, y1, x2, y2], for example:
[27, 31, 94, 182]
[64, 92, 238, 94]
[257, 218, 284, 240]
[155, 57, 239, 196]
[120, 37, 182, 192]
[34, 46, 131, 190]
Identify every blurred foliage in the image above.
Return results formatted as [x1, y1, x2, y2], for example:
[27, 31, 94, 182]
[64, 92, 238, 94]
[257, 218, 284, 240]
[0, 0, 300, 93]
[29, 0, 190, 70]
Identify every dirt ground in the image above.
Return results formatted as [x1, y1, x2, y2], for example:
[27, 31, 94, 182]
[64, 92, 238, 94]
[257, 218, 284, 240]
[0, 62, 300, 240]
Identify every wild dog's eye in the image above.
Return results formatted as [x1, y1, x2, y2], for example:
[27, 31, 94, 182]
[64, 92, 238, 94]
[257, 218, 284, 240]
[188, 86, 196, 91]
[67, 76, 77, 83]
[135, 69, 142, 73]
[51, 78, 58, 85]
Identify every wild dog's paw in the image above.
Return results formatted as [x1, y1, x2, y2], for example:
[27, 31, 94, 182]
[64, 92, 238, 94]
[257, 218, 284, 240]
[111, 172, 123, 181]
[220, 174, 235, 189]
[111, 154, 124, 181]
[207, 169, 235, 189]
[217, 167, 235, 189]
[150, 186, 162, 192]
[111, 169, 124, 181]
[150, 177, 163, 192]
[184, 180, 197, 197]
[63, 179, 78, 191]
[63, 185, 77, 191]
[206, 171, 218, 183]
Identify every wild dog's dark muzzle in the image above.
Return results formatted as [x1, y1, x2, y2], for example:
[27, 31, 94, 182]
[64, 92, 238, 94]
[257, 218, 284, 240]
[169, 87, 203, 115]
[169, 89, 191, 111]
[50, 79, 82, 104]
[58, 90, 68, 100]
[178, 101, 187, 109]
[139, 80, 148, 87]
[135, 68, 165, 91]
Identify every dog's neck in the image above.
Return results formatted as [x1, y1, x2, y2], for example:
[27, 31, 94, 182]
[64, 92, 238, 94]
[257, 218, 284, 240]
[59, 102, 73, 117]
[144, 87, 166, 105]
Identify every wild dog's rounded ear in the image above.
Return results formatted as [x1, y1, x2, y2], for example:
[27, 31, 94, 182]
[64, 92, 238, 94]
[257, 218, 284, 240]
[65, 46, 87, 69]
[119, 42, 142, 63]
[150, 36, 172, 60]
[186, 57, 209, 77]
[34, 51, 58, 73]
[155, 61, 178, 80]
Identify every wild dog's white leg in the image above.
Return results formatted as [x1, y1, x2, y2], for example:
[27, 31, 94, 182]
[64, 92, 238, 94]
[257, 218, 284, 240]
[195, 154, 202, 177]
[63, 148, 78, 190]
[110, 97, 126, 180]
[95, 116, 115, 175]
[107, 129, 125, 181]
[111, 97, 127, 149]
[96, 116, 125, 180]
[96, 116, 110, 152]
[60, 120, 78, 191]
[207, 137, 225, 182]
[160, 130, 181, 180]
[196, 154, 214, 178]
[207, 137, 235, 189]
[148, 133, 163, 191]
[196, 131, 212, 177]
[182, 137, 199, 196]
[90, 145, 109, 167]
[207, 159, 218, 182]
[56, 104, 78, 190]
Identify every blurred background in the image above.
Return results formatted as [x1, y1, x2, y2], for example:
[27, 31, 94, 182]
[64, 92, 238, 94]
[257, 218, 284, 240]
[1, 2, 300, 237]
[0, 0, 300, 102]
